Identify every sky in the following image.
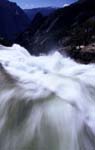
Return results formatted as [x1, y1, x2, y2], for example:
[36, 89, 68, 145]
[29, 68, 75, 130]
[10, 0, 77, 9]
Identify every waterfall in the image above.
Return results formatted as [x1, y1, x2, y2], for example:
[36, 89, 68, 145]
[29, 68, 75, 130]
[0, 44, 95, 150]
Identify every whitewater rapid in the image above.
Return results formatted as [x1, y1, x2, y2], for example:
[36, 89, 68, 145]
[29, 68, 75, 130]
[0, 44, 95, 150]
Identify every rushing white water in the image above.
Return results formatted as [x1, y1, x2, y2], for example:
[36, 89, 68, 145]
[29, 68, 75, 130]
[0, 44, 95, 150]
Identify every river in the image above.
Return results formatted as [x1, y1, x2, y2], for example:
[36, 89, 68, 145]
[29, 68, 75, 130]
[0, 44, 94, 150]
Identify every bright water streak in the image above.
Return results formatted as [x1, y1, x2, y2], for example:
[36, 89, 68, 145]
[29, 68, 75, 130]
[0, 44, 94, 150]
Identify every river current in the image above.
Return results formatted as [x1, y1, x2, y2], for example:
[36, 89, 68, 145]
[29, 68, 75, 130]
[0, 44, 94, 150]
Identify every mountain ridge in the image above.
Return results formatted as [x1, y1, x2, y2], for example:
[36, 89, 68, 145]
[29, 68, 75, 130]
[24, 7, 56, 21]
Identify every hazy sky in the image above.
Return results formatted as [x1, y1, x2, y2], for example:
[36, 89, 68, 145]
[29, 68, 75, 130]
[10, 0, 77, 9]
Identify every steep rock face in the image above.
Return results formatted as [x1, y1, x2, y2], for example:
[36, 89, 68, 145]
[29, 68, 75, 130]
[16, 13, 47, 55]
[0, 0, 30, 41]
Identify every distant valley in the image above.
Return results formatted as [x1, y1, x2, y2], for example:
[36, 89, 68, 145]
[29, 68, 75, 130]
[24, 7, 56, 21]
